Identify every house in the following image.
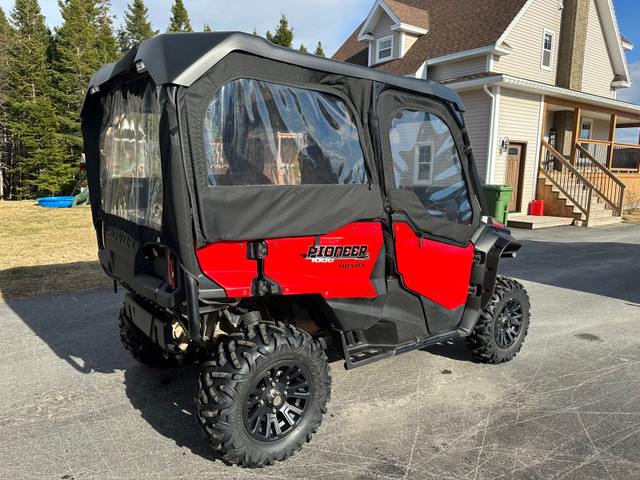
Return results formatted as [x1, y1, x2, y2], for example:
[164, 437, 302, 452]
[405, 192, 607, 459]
[333, 0, 640, 226]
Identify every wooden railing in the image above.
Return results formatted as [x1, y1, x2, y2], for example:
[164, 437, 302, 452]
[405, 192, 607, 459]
[540, 140, 595, 222]
[575, 144, 626, 216]
[578, 138, 640, 173]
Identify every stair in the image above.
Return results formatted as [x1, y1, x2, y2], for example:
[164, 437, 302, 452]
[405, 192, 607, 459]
[536, 174, 622, 227]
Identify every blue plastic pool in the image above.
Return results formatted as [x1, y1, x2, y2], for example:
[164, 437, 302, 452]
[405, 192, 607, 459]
[37, 196, 75, 208]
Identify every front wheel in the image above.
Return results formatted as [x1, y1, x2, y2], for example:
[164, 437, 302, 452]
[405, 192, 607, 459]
[195, 321, 331, 467]
[465, 276, 530, 364]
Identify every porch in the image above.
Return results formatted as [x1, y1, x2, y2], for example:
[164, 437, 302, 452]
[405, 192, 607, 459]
[535, 96, 640, 227]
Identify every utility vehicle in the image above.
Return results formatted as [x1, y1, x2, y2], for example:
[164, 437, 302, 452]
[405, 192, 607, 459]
[81, 32, 530, 468]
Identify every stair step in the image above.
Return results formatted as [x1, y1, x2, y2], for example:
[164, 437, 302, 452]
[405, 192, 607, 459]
[586, 216, 623, 227]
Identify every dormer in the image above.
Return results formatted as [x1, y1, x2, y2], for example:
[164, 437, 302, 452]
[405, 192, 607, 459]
[357, 0, 429, 66]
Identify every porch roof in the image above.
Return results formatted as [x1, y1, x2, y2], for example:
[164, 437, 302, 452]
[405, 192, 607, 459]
[445, 73, 640, 122]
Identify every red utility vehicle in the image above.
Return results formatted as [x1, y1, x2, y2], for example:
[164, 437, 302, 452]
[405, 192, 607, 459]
[81, 32, 530, 468]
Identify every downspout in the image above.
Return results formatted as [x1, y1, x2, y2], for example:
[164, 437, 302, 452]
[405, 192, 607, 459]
[483, 84, 497, 184]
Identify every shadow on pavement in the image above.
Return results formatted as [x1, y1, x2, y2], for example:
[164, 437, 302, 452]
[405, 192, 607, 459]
[500, 239, 640, 303]
[4, 290, 123, 374]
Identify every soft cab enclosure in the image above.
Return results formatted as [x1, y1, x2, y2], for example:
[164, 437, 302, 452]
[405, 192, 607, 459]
[81, 32, 519, 360]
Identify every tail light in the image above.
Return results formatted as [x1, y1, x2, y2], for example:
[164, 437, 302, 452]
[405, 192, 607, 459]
[168, 250, 177, 291]
[490, 217, 506, 229]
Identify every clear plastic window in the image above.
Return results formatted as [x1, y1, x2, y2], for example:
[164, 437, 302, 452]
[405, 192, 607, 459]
[389, 110, 472, 225]
[99, 79, 163, 230]
[203, 79, 368, 186]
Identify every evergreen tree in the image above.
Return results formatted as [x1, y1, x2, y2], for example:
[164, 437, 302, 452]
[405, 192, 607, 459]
[167, 0, 192, 33]
[95, 1, 119, 65]
[0, 7, 13, 198]
[265, 14, 293, 48]
[118, 0, 157, 52]
[299, 44, 308, 53]
[6, 0, 69, 198]
[314, 40, 325, 57]
[202, 22, 211, 32]
[52, 0, 119, 195]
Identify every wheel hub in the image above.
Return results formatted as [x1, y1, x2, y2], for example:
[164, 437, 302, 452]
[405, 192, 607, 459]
[494, 298, 524, 349]
[243, 361, 311, 442]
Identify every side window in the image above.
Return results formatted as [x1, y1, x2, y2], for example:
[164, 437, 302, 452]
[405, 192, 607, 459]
[389, 110, 472, 225]
[203, 79, 368, 186]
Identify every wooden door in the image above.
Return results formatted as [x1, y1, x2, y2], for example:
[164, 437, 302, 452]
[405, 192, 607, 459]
[505, 143, 525, 212]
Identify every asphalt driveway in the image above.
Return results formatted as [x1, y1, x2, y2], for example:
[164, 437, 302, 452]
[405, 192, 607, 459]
[1, 224, 639, 479]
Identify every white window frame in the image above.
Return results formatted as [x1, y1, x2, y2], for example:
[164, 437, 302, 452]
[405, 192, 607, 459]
[579, 118, 593, 140]
[541, 29, 555, 71]
[413, 141, 435, 185]
[376, 34, 394, 63]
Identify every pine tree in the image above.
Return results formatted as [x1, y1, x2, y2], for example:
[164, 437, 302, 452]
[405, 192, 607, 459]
[0, 7, 13, 198]
[7, 0, 69, 198]
[314, 40, 325, 57]
[299, 44, 308, 53]
[118, 0, 157, 52]
[265, 14, 293, 48]
[52, 0, 119, 195]
[95, 1, 119, 65]
[167, 0, 192, 33]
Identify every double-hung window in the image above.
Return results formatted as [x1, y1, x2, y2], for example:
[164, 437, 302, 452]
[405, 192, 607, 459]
[541, 30, 555, 70]
[376, 35, 393, 63]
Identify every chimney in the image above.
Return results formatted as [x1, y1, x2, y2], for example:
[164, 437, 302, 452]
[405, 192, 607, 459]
[556, 0, 590, 90]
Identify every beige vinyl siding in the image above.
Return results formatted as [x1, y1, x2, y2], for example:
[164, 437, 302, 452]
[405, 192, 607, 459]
[493, 0, 562, 85]
[370, 12, 400, 65]
[427, 56, 487, 83]
[495, 88, 544, 210]
[589, 117, 611, 141]
[582, 0, 615, 98]
[403, 33, 419, 56]
[457, 89, 491, 182]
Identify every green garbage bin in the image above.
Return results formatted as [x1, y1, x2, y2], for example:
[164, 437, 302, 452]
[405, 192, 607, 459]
[481, 184, 514, 226]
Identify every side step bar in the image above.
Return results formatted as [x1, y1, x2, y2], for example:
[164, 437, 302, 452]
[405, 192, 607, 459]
[338, 330, 461, 370]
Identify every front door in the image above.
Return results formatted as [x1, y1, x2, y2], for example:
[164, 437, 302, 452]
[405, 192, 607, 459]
[505, 142, 525, 211]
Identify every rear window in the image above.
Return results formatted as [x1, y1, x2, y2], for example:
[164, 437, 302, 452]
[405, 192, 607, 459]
[203, 79, 368, 186]
[99, 78, 163, 230]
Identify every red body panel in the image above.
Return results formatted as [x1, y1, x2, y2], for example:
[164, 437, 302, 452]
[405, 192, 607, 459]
[196, 242, 257, 297]
[393, 222, 474, 310]
[264, 223, 383, 298]
[196, 223, 384, 298]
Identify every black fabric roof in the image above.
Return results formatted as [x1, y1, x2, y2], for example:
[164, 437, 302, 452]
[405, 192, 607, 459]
[85, 31, 464, 111]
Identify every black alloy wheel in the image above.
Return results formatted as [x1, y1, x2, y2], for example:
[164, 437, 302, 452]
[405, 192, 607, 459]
[465, 276, 531, 364]
[243, 361, 311, 442]
[493, 298, 524, 349]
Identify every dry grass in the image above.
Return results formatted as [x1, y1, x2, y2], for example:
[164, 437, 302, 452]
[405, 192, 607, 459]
[623, 210, 640, 225]
[0, 201, 111, 302]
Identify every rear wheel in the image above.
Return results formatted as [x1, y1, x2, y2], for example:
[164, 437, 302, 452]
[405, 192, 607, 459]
[466, 276, 530, 364]
[195, 321, 331, 468]
[119, 306, 176, 367]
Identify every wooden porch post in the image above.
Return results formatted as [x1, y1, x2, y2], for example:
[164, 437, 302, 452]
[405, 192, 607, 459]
[538, 101, 548, 169]
[637, 129, 640, 173]
[607, 114, 617, 169]
[570, 107, 581, 165]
